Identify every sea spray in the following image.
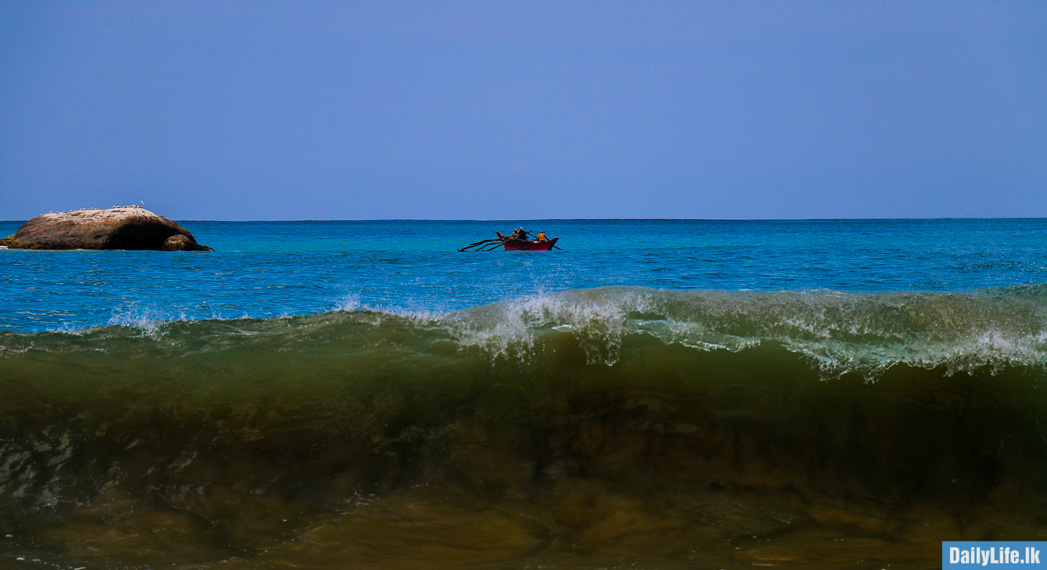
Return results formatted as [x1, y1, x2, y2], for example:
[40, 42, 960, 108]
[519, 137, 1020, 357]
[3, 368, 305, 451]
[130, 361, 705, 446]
[434, 286, 1047, 376]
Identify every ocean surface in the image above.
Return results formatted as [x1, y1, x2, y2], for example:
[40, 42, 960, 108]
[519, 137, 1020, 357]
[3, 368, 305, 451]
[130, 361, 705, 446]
[2, 218, 1047, 569]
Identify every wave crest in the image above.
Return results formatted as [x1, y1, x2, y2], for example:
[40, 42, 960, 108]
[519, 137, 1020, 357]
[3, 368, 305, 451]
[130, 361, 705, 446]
[5, 286, 1047, 379]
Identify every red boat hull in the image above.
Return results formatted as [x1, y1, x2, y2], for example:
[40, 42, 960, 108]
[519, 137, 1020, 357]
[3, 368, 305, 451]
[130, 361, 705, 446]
[502, 237, 558, 251]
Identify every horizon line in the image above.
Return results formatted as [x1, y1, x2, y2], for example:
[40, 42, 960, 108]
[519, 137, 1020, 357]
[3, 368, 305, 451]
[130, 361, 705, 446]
[4, 216, 1047, 223]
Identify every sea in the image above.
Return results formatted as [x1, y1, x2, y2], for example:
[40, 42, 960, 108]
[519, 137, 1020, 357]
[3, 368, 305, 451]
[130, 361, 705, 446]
[2, 218, 1047, 569]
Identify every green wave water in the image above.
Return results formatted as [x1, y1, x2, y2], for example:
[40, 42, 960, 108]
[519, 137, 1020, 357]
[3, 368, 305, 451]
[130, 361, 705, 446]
[2, 287, 1046, 568]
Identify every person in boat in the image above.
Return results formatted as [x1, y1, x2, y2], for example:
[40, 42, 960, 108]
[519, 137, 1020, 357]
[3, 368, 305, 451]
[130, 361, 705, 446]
[536, 231, 547, 242]
[511, 227, 527, 240]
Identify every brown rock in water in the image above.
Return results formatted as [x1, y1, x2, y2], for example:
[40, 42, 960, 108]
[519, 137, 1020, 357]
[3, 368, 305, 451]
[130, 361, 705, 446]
[160, 234, 200, 251]
[0, 207, 213, 251]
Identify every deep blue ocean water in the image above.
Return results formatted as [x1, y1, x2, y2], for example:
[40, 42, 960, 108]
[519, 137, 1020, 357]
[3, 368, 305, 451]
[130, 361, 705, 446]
[3, 218, 1047, 332]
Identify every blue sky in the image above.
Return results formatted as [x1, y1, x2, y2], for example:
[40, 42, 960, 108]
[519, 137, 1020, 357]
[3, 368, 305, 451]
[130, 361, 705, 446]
[1, 1, 1045, 220]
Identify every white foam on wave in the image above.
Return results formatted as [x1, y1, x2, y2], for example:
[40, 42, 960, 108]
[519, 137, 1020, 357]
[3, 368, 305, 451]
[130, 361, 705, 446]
[333, 294, 364, 312]
[104, 304, 244, 334]
[446, 288, 655, 365]
[934, 328, 1047, 376]
[331, 292, 448, 325]
[437, 286, 1047, 377]
[107, 305, 184, 332]
[747, 292, 1047, 379]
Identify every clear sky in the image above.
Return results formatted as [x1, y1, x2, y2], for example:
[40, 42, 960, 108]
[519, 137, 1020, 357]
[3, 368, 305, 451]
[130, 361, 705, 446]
[1, 1, 1045, 221]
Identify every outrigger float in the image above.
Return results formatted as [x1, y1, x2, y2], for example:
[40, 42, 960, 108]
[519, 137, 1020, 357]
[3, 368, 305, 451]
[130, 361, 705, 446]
[458, 230, 560, 252]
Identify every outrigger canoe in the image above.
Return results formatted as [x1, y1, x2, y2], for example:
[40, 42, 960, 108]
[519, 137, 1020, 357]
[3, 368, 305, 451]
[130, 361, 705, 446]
[457, 231, 560, 252]
[496, 232, 559, 251]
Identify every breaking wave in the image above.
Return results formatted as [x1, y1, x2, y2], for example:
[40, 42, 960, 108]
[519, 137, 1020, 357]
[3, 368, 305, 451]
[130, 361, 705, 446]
[12, 285, 1046, 377]
[2, 286, 1047, 568]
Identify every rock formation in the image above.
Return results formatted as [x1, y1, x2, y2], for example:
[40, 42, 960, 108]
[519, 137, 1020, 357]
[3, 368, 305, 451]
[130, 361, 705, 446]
[0, 206, 213, 251]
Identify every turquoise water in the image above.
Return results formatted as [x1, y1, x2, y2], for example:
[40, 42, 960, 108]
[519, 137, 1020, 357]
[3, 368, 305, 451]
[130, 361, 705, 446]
[2, 219, 1047, 569]
[3, 219, 1047, 332]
